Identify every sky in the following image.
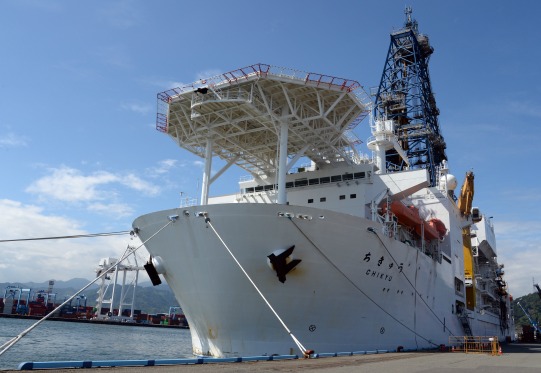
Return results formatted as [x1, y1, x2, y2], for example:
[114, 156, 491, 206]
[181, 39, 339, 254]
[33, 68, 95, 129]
[0, 0, 540, 298]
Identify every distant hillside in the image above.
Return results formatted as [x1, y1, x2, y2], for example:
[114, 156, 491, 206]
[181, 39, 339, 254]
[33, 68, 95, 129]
[0, 279, 178, 315]
[513, 291, 541, 331]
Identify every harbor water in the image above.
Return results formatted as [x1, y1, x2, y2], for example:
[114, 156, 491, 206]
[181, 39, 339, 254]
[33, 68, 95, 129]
[0, 318, 192, 370]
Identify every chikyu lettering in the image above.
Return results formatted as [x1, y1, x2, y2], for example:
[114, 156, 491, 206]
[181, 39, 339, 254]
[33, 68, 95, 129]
[361, 252, 403, 282]
[365, 269, 392, 282]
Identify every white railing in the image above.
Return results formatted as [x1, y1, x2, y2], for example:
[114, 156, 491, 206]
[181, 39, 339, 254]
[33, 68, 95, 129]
[179, 197, 198, 208]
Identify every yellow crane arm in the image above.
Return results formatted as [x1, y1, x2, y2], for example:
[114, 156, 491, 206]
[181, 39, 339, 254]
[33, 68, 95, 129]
[458, 171, 474, 216]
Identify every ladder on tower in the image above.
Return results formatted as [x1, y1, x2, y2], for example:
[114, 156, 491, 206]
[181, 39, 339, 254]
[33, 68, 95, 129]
[458, 314, 473, 336]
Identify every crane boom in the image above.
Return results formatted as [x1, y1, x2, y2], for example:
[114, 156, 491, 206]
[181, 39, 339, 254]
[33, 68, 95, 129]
[517, 301, 540, 334]
[458, 171, 474, 216]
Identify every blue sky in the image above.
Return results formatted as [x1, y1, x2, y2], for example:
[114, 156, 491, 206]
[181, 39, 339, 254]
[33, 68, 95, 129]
[0, 0, 540, 298]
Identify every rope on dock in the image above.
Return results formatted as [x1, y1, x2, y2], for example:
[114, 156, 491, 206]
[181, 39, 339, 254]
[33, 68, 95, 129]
[0, 220, 174, 357]
[204, 213, 312, 357]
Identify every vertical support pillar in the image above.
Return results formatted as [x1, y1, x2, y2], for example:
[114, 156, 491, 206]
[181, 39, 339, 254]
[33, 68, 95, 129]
[118, 269, 127, 318]
[201, 137, 213, 205]
[277, 107, 289, 205]
[96, 276, 105, 318]
[131, 269, 139, 318]
[110, 267, 119, 316]
[375, 145, 386, 175]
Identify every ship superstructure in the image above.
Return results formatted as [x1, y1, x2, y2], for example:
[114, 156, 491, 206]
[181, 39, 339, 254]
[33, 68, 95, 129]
[134, 10, 514, 357]
[156, 64, 371, 206]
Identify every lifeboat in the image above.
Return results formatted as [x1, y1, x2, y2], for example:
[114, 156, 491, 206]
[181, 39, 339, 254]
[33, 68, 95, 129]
[381, 201, 443, 241]
[419, 222, 439, 241]
[382, 201, 421, 227]
[428, 218, 447, 239]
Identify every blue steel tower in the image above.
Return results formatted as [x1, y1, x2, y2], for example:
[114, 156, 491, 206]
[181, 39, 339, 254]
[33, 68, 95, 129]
[373, 7, 446, 187]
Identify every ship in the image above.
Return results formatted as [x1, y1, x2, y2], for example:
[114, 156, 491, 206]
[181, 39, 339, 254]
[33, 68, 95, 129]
[133, 9, 514, 357]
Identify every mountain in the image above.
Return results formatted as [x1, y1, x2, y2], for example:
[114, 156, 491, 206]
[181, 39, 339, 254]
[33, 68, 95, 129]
[0, 279, 178, 315]
[512, 291, 541, 332]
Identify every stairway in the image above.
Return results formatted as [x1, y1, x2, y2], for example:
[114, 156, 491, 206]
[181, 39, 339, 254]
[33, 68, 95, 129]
[458, 315, 473, 336]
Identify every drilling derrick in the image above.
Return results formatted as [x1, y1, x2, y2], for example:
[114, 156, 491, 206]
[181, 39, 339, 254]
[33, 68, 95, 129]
[373, 7, 446, 186]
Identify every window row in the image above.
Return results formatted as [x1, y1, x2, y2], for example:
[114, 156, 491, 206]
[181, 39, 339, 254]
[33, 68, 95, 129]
[243, 171, 368, 194]
[308, 194, 357, 203]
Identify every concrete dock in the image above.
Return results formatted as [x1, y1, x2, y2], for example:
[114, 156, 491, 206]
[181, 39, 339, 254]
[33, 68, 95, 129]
[7, 343, 541, 372]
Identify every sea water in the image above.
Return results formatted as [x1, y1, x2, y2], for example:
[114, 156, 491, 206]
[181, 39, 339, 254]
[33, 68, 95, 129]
[0, 318, 192, 370]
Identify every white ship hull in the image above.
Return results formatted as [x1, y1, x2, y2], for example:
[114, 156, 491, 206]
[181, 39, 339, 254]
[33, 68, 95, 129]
[134, 203, 511, 356]
[138, 26, 514, 356]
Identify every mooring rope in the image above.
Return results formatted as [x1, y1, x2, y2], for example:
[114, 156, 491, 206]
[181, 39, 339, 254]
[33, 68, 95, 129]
[0, 220, 174, 357]
[366, 227, 456, 337]
[203, 213, 310, 356]
[0, 230, 131, 243]
[288, 217, 440, 348]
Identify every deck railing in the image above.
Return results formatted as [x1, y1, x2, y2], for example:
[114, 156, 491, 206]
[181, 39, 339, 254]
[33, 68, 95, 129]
[448, 336, 500, 355]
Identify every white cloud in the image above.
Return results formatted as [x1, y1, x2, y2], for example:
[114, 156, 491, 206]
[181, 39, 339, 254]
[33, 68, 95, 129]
[500, 188, 541, 203]
[26, 166, 160, 203]
[97, 0, 143, 30]
[196, 69, 222, 81]
[496, 221, 541, 242]
[168, 81, 186, 89]
[88, 202, 134, 218]
[26, 167, 118, 202]
[121, 101, 152, 114]
[0, 132, 28, 147]
[147, 159, 177, 176]
[495, 220, 541, 297]
[497, 245, 541, 299]
[121, 174, 159, 195]
[0, 199, 143, 283]
[509, 100, 541, 120]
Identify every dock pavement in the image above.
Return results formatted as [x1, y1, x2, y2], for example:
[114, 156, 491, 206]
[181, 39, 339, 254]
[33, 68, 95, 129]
[6, 343, 541, 373]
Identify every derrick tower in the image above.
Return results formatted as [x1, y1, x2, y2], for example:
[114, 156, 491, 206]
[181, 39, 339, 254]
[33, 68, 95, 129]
[373, 7, 446, 186]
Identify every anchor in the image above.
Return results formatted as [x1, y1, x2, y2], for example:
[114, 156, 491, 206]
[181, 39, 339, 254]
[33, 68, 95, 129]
[267, 245, 301, 283]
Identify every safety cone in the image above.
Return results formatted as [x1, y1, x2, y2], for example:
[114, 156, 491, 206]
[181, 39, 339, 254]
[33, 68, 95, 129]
[451, 346, 455, 352]
[498, 346, 503, 355]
